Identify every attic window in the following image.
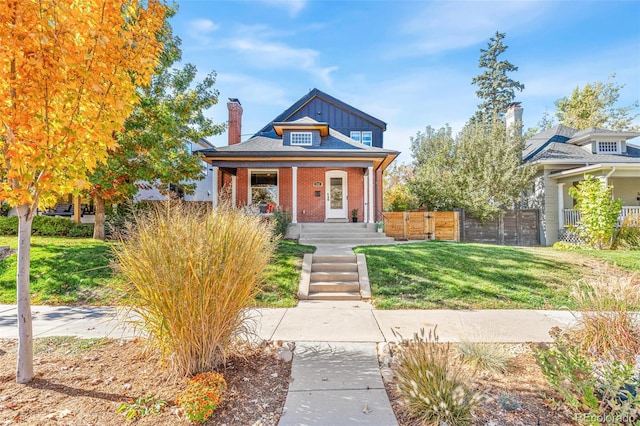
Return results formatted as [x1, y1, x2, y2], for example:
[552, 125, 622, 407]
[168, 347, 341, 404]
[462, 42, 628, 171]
[596, 141, 621, 154]
[350, 131, 372, 146]
[290, 132, 312, 146]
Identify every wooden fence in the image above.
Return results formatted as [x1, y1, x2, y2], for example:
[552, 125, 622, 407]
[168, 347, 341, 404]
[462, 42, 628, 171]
[383, 209, 540, 246]
[383, 211, 460, 241]
[457, 209, 540, 246]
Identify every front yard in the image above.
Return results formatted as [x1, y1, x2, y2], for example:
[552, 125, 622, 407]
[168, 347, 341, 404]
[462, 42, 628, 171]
[0, 237, 314, 307]
[355, 241, 638, 310]
[1, 236, 636, 310]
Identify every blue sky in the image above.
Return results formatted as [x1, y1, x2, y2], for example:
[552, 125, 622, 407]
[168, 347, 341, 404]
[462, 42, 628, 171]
[170, 0, 640, 161]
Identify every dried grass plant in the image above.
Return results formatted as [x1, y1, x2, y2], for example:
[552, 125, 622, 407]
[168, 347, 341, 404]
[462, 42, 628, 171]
[570, 268, 640, 358]
[113, 202, 276, 376]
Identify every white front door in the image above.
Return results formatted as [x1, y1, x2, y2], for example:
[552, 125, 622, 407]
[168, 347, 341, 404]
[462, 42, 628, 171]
[326, 170, 347, 220]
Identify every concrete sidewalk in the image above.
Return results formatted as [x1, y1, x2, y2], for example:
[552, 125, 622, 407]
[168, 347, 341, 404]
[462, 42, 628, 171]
[0, 302, 577, 343]
[0, 302, 576, 426]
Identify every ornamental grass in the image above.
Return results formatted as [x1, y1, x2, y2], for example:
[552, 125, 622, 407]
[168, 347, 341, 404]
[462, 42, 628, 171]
[570, 269, 640, 359]
[393, 327, 481, 425]
[113, 202, 276, 376]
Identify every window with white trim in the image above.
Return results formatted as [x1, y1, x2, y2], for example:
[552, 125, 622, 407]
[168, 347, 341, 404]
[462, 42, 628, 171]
[596, 141, 621, 154]
[250, 170, 278, 210]
[290, 131, 312, 146]
[361, 131, 372, 147]
[351, 131, 373, 146]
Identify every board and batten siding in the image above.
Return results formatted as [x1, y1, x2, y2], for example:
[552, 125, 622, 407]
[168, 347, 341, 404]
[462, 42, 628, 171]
[286, 97, 385, 148]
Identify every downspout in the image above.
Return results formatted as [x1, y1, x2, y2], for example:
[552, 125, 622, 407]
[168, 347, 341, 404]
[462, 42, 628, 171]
[603, 167, 616, 187]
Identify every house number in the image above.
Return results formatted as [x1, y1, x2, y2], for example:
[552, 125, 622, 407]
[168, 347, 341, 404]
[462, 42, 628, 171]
[313, 181, 322, 187]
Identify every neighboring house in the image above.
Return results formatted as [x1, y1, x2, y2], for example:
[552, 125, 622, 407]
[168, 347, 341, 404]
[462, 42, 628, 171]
[515, 104, 640, 245]
[134, 138, 215, 203]
[198, 89, 399, 232]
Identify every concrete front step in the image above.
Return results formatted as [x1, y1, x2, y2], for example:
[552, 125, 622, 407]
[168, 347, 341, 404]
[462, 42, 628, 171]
[299, 236, 395, 245]
[307, 291, 362, 300]
[312, 255, 356, 263]
[309, 281, 360, 292]
[310, 271, 359, 282]
[311, 263, 358, 272]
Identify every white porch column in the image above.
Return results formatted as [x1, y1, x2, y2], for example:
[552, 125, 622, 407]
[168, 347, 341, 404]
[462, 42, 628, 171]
[292, 166, 298, 224]
[211, 166, 219, 209]
[368, 166, 374, 223]
[231, 174, 237, 207]
[557, 182, 565, 229]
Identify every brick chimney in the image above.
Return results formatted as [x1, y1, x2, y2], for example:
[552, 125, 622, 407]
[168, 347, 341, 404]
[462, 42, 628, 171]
[227, 98, 242, 145]
[505, 102, 523, 136]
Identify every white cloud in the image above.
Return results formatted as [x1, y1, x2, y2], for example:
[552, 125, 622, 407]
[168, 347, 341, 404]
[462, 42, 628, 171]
[226, 31, 338, 87]
[186, 18, 220, 44]
[391, 1, 549, 57]
[262, 0, 307, 17]
[191, 19, 219, 34]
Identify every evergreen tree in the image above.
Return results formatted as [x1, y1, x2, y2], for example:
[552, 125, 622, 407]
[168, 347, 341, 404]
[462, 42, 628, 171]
[471, 32, 524, 122]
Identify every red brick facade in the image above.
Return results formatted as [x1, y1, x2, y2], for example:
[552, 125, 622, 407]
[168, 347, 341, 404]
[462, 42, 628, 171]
[222, 167, 381, 223]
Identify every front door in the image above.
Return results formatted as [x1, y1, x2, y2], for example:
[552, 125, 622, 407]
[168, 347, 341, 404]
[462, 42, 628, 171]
[326, 171, 347, 220]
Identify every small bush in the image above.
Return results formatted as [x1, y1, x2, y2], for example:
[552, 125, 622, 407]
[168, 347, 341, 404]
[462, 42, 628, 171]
[114, 202, 277, 376]
[536, 332, 640, 424]
[393, 328, 480, 425]
[456, 341, 511, 374]
[0, 216, 93, 237]
[536, 269, 640, 424]
[552, 241, 582, 250]
[614, 214, 640, 250]
[117, 394, 167, 421]
[176, 372, 226, 423]
[271, 208, 291, 238]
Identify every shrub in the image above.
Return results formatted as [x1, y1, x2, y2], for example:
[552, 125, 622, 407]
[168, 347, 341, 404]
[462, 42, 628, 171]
[568, 175, 622, 249]
[536, 270, 640, 424]
[0, 216, 93, 237]
[271, 208, 291, 238]
[536, 332, 640, 424]
[113, 202, 276, 376]
[456, 341, 511, 374]
[393, 328, 481, 425]
[614, 214, 640, 250]
[176, 372, 226, 423]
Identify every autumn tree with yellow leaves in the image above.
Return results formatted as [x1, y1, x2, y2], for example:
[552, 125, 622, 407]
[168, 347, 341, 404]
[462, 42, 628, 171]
[0, 0, 165, 383]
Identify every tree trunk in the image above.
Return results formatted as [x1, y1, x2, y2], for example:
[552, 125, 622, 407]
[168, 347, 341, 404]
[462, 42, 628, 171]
[16, 204, 34, 383]
[93, 196, 106, 240]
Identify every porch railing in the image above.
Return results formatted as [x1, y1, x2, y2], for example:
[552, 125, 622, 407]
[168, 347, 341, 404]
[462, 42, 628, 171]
[563, 206, 640, 227]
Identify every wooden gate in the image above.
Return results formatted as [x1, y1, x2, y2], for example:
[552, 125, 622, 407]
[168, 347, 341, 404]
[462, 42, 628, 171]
[383, 211, 459, 241]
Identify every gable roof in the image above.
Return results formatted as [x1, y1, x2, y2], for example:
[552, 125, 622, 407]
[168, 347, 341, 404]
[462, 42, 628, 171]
[255, 88, 387, 137]
[523, 125, 640, 163]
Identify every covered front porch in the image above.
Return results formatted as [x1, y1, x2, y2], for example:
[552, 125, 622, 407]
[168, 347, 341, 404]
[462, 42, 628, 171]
[551, 164, 640, 230]
[208, 161, 390, 225]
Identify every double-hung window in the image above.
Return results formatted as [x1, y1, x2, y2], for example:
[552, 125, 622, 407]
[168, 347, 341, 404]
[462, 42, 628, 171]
[350, 131, 373, 146]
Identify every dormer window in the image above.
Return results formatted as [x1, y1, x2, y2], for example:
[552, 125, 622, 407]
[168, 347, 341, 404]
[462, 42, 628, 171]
[350, 131, 373, 147]
[291, 132, 312, 146]
[596, 141, 621, 154]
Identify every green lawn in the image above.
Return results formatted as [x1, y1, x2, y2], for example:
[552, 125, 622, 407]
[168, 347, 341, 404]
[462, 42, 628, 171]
[0, 237, 314, 307]
[0, 236, 116, 304]
[355, 241, 584, 310]
[257, 240, 315, 307]
[572, 248, 640, 272]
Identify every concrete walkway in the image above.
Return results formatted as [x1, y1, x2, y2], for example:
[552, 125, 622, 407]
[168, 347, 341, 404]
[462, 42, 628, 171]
[0, 302, 577, 425]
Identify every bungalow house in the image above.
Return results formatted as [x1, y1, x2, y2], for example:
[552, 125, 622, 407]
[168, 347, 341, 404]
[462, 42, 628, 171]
[198, 89, 399, 233]
[515, 104, 640, 245]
